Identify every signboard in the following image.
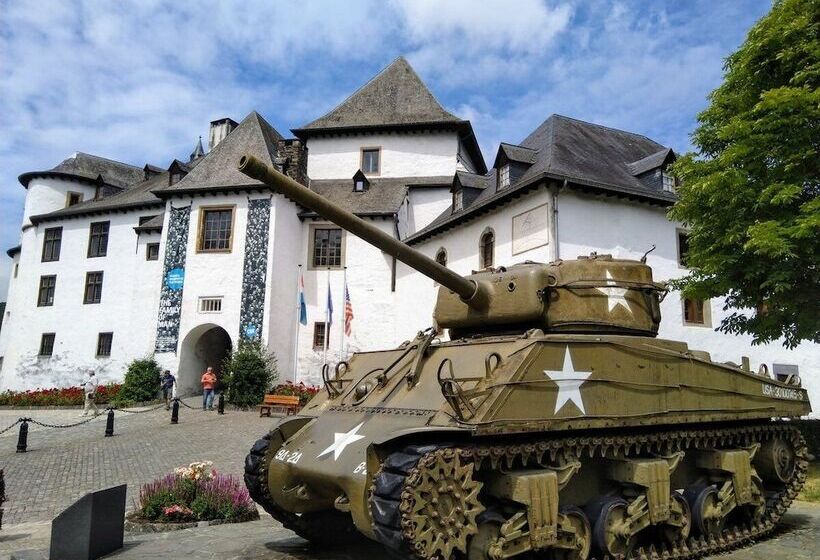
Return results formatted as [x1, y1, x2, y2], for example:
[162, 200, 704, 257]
[512, 203, 549, 255]
[166, 268, 185, 291]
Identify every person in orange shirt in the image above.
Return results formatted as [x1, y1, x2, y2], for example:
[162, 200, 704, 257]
[201, 367, 217, 411]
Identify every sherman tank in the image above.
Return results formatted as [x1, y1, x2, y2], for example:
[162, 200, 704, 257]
[238, 155, 811, 560]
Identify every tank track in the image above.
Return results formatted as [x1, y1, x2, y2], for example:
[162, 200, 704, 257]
[370, 422, 808, 559]
[244, 430, 362, 546]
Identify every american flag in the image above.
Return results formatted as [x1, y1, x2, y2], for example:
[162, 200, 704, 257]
[344, 283, 354, 336]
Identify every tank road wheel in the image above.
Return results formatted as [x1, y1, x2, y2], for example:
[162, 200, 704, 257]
[684, 485, 725, 537]
[549, 506, 592, 560]
[756, 437, 797, 484]
[660, 493, 691, 545]
[403, 449, 485, 559]
[467, 522, 502, 560]
[589, 498, 635, 559]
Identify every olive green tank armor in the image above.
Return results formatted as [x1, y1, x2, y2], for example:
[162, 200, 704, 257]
[238, 156, 811, 560]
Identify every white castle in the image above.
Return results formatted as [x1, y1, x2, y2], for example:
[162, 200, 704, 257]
[1, 58, 816, 402]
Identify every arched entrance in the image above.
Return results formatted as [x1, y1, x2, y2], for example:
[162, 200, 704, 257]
[178, 324, 232, 396]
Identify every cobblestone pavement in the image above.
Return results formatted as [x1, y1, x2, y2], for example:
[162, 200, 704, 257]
[5, 503, 819, 560]
[0, 400, 276, 526]
[0, 405, 817, 559]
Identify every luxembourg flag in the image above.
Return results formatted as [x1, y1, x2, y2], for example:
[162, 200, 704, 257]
[298, 271, 307, 326]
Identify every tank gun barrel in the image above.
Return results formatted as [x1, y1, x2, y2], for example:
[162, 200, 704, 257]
[238, 155, 484, 306]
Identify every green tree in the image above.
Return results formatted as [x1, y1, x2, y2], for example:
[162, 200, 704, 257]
[669, 0, 819, 348]
[222, 341, 278, 407]
[117, 357, 161, 404]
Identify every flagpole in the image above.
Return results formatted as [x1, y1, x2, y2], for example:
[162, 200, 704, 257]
[323, 267, 330, 368]
[340, 266, 347, 362]
[292, 264, 301, 383]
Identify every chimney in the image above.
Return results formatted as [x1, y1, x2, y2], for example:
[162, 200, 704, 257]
[275, 139, 308, 185]
[209, 118, 238, 150]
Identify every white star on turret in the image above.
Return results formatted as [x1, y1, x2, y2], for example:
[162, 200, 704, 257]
[544, 347, 592, 415]
[597, 270, 632, 314]
[317, 422, 366, 461]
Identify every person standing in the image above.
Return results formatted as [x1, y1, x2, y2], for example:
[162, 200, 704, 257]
[80, 370, 99, 417]
[200, 367, 217, 411]
[160, 370, 176, 410]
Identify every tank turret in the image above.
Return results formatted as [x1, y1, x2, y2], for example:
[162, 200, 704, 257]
[238, 155, 666, 337]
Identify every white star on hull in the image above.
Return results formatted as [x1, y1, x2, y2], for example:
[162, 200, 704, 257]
[597, 270, 632, 314]
[544, 346, 592, 415]
[317, 422, 366, 461]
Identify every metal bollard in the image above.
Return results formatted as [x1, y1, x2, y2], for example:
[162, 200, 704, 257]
[105, 408, 115, 437]
[16, 419, 29, 453]
[171, 398, 179, 424]
[217, 393, 225, 415]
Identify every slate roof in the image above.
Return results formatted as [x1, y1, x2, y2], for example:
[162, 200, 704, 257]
[406, 115, 678, 244]
[29, 172, 168, 225]
[495, 143, 538, 166]
[19, 152, 144, 189]
[454, 170, 493, 191]
[626, 148, 675, 176]
[302, 176, 452, 217]
[158, 111, 283, 197]
[134, 213, 164, 233]
[293, 57, 487, 174]
[6, 245, 20, 258]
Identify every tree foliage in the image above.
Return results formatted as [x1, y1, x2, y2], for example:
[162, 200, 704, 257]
[222, 341, 278, 407]
[669, 0, 819, 348]
[117, 357, 161, 404]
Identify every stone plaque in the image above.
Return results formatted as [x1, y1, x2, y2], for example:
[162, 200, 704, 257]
[512, 203, 549, 255]
[50, 484, 126, 560]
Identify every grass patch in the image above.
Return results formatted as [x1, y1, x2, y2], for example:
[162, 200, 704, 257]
[797, 462, 820, 503]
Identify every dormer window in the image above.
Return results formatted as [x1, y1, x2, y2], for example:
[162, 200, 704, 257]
[662, 171, 677, 192]
[168, 160, 188, 186]
[352, 170, 369, 192]
[169, 171, 185, 185]
[453, 190, 464, 212]
[499, 164, 510, 189]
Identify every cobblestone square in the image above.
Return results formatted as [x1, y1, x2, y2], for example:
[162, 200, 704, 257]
[0, 402, 817, 560]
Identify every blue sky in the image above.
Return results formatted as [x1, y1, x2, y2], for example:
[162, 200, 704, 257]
[0, 0, 772, 295]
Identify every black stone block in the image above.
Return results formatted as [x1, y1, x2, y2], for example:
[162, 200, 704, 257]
[49, 484, 126, 560]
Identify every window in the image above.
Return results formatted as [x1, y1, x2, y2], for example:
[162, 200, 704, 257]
[38, 275, 56, 307]
[480, 229, 495, 269]
[96, 332, 113, 357]
[84, 271, 104, 304]
[42, 227, 62, 262]
[453, 190, 463, 212]
[39, 333, 55, 357]
[310, 226, 344, 269]
[683, 297, 711, 327]
[199, 297, 223, 313]
[87, 221, 110, 257]
[13, 263, 18, 278]
[677, 230, 690, 267]
[146, 243, 160, 261]
[66, 192, 83, 207]
[198, 207, 234, 252]
[354, 179, 365, 192]
[435, 248, 447, 267]
[313, 322, 327, 350]
[499, 164, 510, 189]
[662, 172, 676, 192]
[361, 148, 380, 175]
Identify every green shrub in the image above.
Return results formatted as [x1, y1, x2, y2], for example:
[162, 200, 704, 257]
[223, 341, 278, 408]
[116, 357, 161, 404]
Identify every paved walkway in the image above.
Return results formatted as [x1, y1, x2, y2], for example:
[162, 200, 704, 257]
[0, 403, 817, 559]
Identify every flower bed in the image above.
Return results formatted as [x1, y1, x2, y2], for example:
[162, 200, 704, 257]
[132, 461, 257, 526]
[270, 381, 320, 406]
[0, 383, 122, 407]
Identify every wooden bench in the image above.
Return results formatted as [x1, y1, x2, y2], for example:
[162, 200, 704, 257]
[259, 394, 301, 417]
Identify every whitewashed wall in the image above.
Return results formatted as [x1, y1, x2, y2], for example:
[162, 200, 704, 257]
[306, 131, 460, 179]
[0, 209, 162, 390]
[21, 177, 97, 226]
[405, 187, 452, 234]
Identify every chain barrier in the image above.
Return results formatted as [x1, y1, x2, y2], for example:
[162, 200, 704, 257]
[26, 415, 98, 429]
[176, 398, 199, 410]
[0, 419, 22, 436]
[110, 402, 168, 414]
